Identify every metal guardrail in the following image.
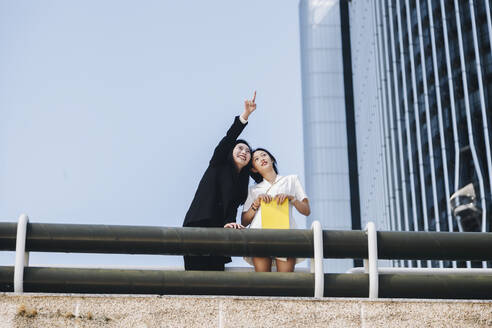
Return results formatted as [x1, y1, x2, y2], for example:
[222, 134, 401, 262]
[2, 222, 492, 260]
[2, 223, 492, 260]
[0, 267, 491, 299]
[1, 214, 492, 299]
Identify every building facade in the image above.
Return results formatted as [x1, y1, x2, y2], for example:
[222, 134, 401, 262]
[369, 0, 492, 268]
[299, 0, 361, 272]
[300, 0, 492, 269]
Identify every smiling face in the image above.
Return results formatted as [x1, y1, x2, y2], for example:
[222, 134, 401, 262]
[232, 142, 251, 170]
[251, 150, 274, 175]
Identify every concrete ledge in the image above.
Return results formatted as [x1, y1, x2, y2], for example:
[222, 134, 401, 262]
[0, 293, 491, 327]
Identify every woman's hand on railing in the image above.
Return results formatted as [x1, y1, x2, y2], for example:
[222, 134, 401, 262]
[224, 223, 245, 229]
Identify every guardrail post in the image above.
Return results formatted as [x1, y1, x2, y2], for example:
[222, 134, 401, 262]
[310, 220, 324, 298]
[14, 214, 29, 293]
[364, 221, 379, 299]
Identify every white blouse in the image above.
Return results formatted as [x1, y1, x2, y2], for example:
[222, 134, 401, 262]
[242, 175, 308, 229]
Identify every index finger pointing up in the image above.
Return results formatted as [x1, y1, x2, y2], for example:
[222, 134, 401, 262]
[252, 90, 256, 103]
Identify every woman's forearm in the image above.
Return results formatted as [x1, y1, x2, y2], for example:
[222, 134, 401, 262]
[242, 195, 262, 226]
[292, 198, 310, 216]
[241, 208, 256, 226]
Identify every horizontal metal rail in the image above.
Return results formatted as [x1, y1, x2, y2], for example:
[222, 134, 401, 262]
[27, 264, 310, 272]
[0, 223, 16, 250]
[348, 267, 492, 275]
[0, 223, 315, 258]
[1, 222, 492, 260]
[377, 231, 492, 260]
[0, 266, 314, 297]
[0, 266, 491, 299]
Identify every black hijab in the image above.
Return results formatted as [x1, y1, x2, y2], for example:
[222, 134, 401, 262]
[228, 139, 252, 204]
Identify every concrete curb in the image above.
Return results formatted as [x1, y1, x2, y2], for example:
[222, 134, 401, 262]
[1, 293, 491, 327]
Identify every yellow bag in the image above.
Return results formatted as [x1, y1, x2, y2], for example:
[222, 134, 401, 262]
[261, 199, 290, 229]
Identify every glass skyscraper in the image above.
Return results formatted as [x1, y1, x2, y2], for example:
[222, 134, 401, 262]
[300, 0, 492, 270]
[299, 0, 361, 272]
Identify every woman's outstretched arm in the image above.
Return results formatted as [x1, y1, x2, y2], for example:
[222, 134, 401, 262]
[209, 91, 257, 165]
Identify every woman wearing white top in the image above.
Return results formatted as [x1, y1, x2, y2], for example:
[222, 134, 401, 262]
[241, 148, 311, 272]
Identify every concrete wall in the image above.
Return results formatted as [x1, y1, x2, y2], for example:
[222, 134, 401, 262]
[1, 293, 491, 327]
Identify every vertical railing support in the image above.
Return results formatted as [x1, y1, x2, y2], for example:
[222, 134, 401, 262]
[310, 220, 324, 298]
[364, 221, 379, 299]
[14, 214, 29, 293]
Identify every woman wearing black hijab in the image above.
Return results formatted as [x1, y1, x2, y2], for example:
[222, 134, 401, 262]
[182, 91, 257, 271]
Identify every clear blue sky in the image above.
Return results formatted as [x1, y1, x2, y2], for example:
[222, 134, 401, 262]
[0, 1, 305, 267]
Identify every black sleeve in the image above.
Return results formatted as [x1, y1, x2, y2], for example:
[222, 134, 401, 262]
[209, 116, 248, 166]
[225, 209, 238, 225]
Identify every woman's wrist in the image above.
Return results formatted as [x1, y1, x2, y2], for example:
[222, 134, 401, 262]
[240, 111, 249, 122]
[251, 200, 260, 211]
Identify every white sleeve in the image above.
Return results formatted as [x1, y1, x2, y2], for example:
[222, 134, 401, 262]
[239, 115, 248, 124]
[243, 187, 254, 212]
[293, 175, 308, 201]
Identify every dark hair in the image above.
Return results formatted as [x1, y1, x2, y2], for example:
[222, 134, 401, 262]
[228, 139, 252, 204]
[250, 148, 278, 183]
